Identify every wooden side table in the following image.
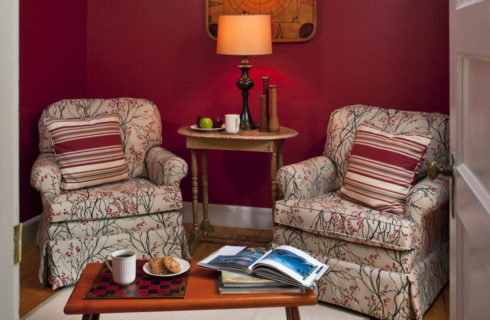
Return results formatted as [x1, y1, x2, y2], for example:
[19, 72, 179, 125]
[177, 126, 298, 253]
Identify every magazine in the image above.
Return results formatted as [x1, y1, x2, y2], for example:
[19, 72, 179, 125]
[197, 245, 328, 289]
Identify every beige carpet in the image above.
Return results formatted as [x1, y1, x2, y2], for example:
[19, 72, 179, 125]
[23, 287, 370, 320]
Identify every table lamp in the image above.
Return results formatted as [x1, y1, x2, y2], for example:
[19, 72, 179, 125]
[217, 14, 272, 130]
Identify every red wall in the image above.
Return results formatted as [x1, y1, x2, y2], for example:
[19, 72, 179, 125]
[87, 0, 449, 211]
[19, 0, 87, 222]
[19, 0, 449, 222]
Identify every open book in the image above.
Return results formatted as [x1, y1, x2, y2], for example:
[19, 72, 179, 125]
[197, 245, 328, 289]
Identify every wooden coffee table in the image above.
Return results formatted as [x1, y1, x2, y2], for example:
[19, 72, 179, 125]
[64, 261, 317, 320]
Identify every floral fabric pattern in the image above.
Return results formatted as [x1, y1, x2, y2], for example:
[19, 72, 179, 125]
[46, 178, 183, 223]
[277, 156, 340, 200]
[405, 176, 449, 258]
[30, 153, 62, 203]
[32, 98, 188, 289]
[37, 211, 185, 287]
[146, 146, 189, 187]
[275, 193, 416, 250]
[46, 210, 182, 240]
[408, 242, 449, 319]
[273, 225, 418, 273]
[46, 226, 186, 289]
[274, 105, 449, 319]
[273, 229, 449, 320]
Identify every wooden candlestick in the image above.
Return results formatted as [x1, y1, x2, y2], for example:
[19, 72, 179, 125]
[268, 85, 280, 132]
[259, 95, 268, 132]
[262, 76, 270, 124]
[259, 77, 270, 132]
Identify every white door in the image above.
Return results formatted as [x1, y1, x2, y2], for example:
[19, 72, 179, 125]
[450, 0, 490, 319]
[0, 0, 19, 319]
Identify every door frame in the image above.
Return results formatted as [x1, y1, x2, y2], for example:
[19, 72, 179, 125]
[0, 0, 20, 318]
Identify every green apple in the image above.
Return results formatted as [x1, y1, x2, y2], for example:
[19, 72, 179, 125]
[199, 117, 213, 129]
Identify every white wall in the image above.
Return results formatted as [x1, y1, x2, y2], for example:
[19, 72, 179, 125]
[0, 0, 20, 318]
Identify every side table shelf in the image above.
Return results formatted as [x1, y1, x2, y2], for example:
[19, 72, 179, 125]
[177, 126, 298, 253]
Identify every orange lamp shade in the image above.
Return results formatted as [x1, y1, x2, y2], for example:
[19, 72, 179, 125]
[217, 15, 272, 56]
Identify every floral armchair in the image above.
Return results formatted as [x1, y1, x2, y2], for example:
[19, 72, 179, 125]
[30, 98, 188, 289]
[273, 105, 449, 320]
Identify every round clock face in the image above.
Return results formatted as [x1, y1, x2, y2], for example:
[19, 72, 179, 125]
[207, 0, 317, 42]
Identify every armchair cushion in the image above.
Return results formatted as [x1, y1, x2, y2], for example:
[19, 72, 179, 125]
[45, 115, 129, 190]
[273, 225, 418, 273]
[39, 98, 163, 178]
[339, 124, 432, 215]
[46, 178, 183, 223]
[274, 192, 416, 251]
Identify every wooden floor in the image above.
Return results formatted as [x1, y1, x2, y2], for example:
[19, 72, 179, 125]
[19, 224, 449, 319]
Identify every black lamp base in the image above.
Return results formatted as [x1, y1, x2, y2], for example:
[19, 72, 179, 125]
[239, 119, 258, 130]
[236, 56, 258, 130]
[239, 94, 258, 130]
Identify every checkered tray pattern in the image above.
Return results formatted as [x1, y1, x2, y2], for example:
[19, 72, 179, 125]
[84, 260, 188, 299]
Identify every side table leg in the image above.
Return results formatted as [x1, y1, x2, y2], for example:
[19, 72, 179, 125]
[188, 149, 200, 253]
[277, 143, 284, 200]
[285, 306, 300, 320]
[201, 150, 212, 233]
[270, 148, 278, 212]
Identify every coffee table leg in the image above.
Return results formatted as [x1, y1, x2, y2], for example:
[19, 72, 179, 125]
[82, 314, 100, 320]
[285, 306, 300, 320]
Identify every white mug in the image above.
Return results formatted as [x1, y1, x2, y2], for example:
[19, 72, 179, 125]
[105, 249, 136, 285]
[225, 114, 240, 134]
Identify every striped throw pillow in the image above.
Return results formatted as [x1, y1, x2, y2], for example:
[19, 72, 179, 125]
[45, 115, 129, 191]
[339, 124, 432, 215]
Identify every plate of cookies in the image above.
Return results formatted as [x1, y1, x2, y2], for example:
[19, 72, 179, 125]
[143, 256, 190, 277]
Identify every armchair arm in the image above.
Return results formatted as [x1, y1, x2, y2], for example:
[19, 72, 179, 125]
[146, 146, 188, 187]
[405, 176, 450, 225]
[405, 176, 450, 256]
[277, 155, 340, 200]
[30, 152, 62, 201]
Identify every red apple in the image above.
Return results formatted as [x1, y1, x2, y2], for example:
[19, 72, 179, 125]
[212, 117, 223, 128]
[196, 115, 203, 127]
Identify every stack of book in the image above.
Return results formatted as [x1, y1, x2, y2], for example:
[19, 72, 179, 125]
[218, 271, 305, 294]
[198, 244, 329, 295]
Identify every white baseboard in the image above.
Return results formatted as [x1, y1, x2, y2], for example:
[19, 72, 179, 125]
[21, 214, 41, 248]
[182, 202, 273, 230]
[20, 203, 272, 248]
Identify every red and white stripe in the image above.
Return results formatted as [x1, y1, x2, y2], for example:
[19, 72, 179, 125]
[340, 124, 432, 215]
[45, 115, 129, 190]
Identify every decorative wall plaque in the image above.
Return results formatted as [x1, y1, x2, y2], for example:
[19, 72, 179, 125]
[206, 0, 318, 42]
